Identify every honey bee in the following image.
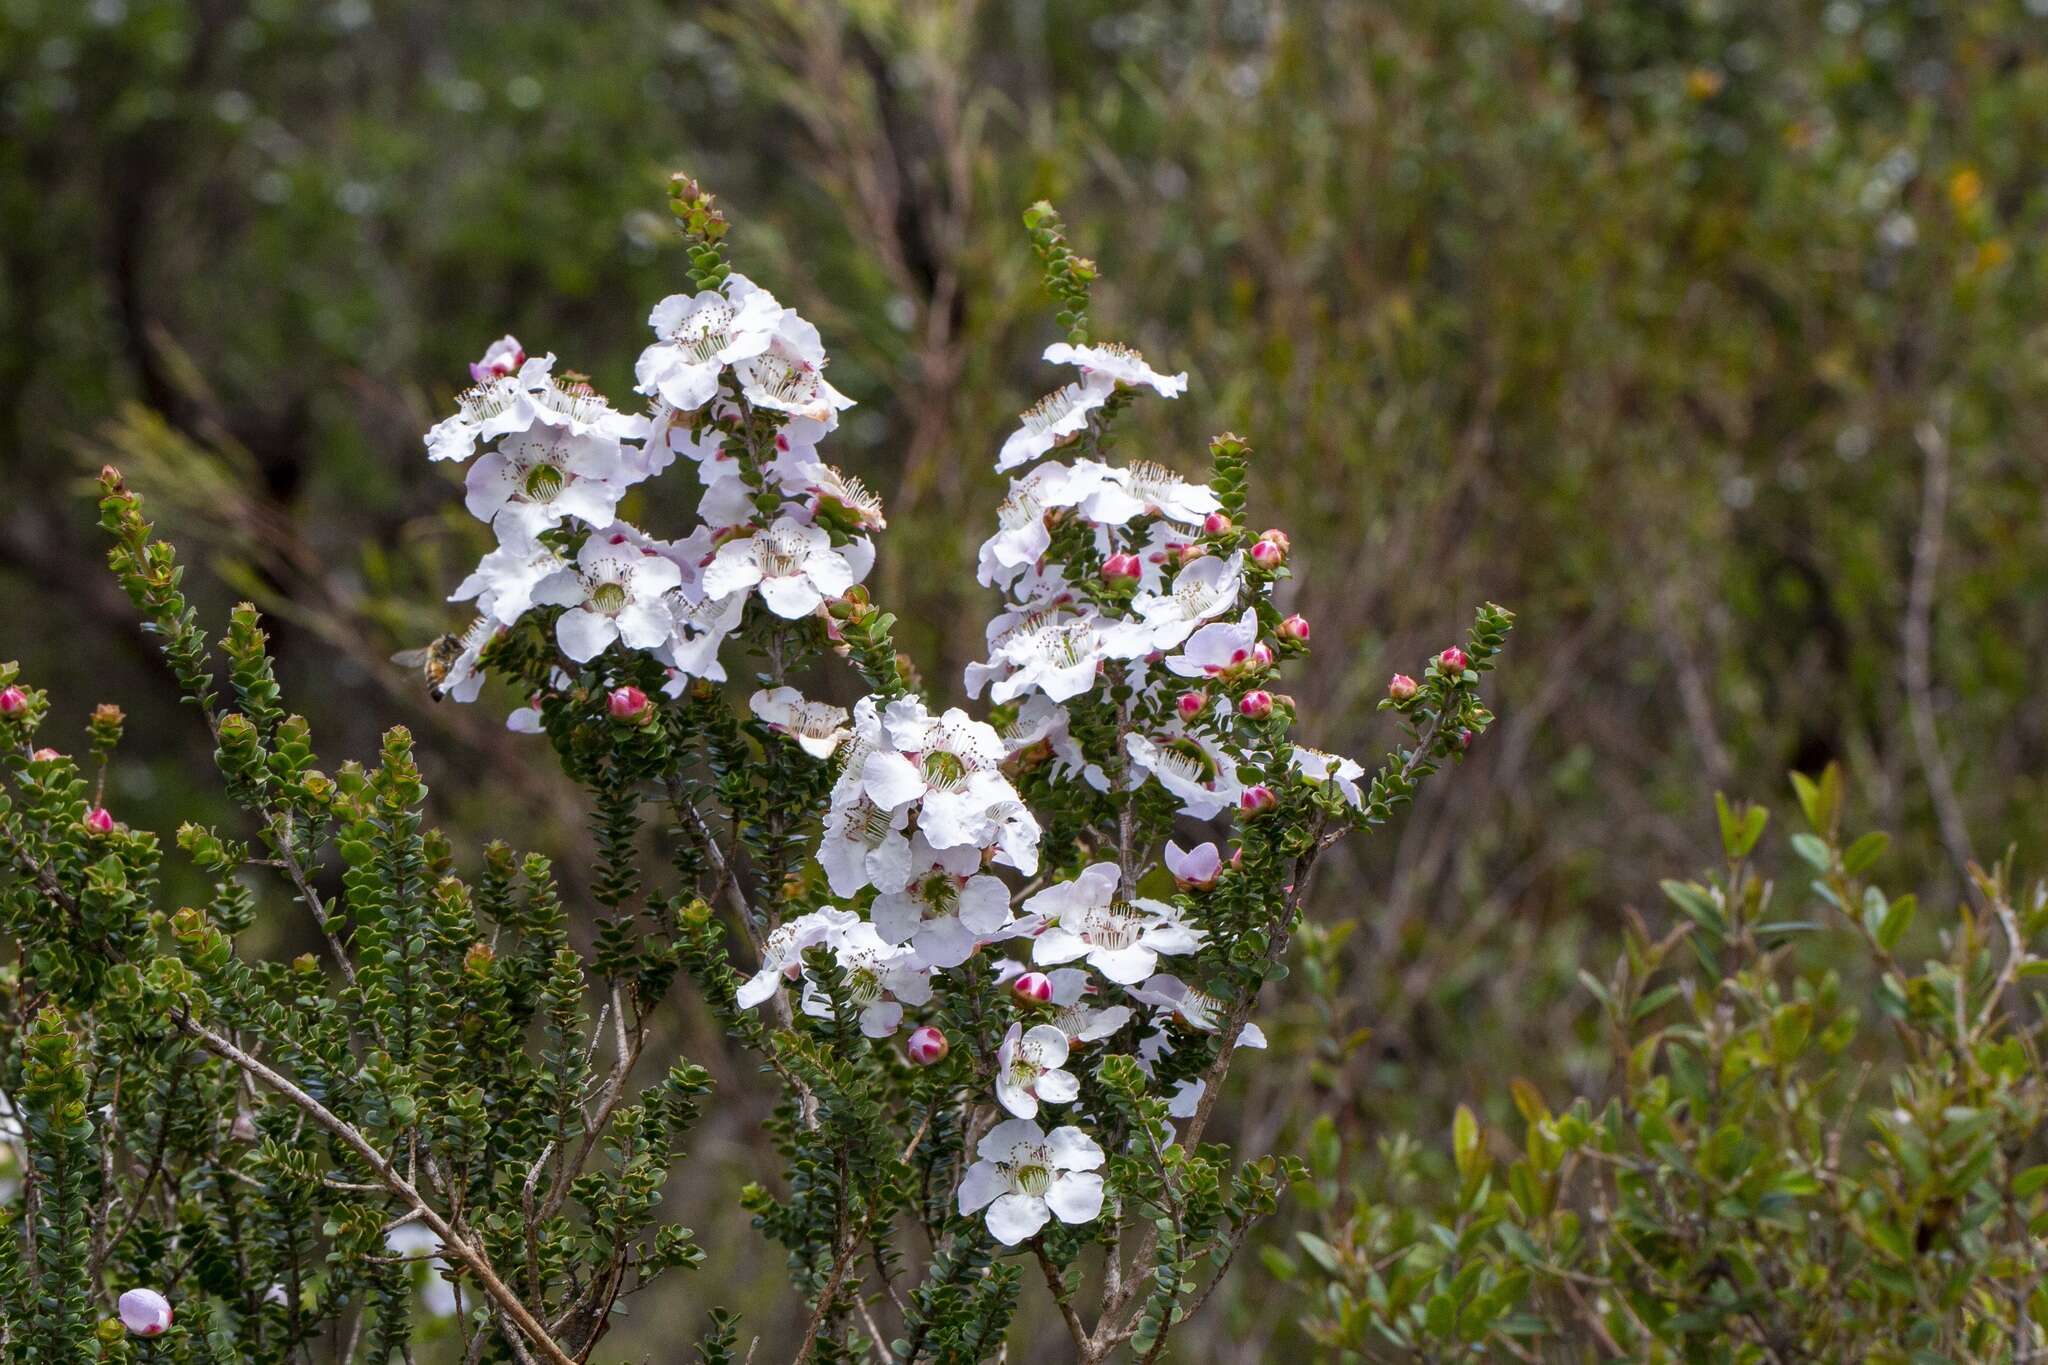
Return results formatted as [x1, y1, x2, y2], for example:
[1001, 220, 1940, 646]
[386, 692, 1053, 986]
[389, 632, 469, 702]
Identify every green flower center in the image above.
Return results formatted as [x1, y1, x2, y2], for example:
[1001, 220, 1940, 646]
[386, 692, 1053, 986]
[523, 463, 565, 502]
[589, 581, 628, 615]
[1013, 1162, 1052, 1197]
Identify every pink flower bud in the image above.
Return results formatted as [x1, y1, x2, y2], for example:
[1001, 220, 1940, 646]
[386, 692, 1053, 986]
[0, 686, 24, 714]
[1278, 614, 1310, 643]
[1100, 552, 1142, 583]
[1437, 646, 1471, 674]
[1202, 512, 1232, 536]
[1251, 642, 1274, 668]
[1176, 691, 1206, 721]
[1238, 690, 1274, 720]
[1012, 971, 1054, 1004]
[29, 748, 58, 763]
[118, 1288, 172, 1337]
[1387, 673, 1419, 703]
[85, 807, 115, 835]
[1230, 847, 1243, 870]
[1459, 728, 1474, 750]
[1239, 784, 1277, 815]
[1249, 538, 1285, 568]
[606, 685, 650, 721]
[905, 1026, 949, 1065]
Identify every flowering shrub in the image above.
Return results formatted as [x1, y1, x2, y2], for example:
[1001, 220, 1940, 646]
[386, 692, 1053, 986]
[0, 179, 1508, 1360]
[1278, 766, 2048, 1360]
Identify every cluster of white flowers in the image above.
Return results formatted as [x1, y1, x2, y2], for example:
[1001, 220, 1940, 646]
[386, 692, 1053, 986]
[422, 273, 877, 707]
[421, 269, 1368, 1254]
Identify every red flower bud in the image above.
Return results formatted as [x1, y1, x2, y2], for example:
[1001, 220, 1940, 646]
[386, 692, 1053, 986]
[1100, 552, 1142, 583]
[1437, 647, 1471, 674]
[1176, 691, 1206, 721]
[0, 686, 24, 714]
[1202, 512, 1232, 536]
[1249, 538, 1285, 568]
[1012, 971, 1054, 1004]
[1251, 642, 1274, 668]
[29, 748, 58, 763]
[607, 685, 650, 721]
[1239, 784, 1277, 815]
[1238, 690, 1274, 720]
[1387, 673, 1419, 703]
[906, 1026, 949, 1065]
[1277, 614, 1310, 642]
[85, 807, 115, 835]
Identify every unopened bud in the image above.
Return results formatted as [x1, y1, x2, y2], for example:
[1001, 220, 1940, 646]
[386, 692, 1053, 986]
[1251, 642, 1274, 668]
[1202, 512, 1233, 536]
[1387, 673, 1419, 703]
[1437, 646, 1471, 674]
[1176, 691, 1206, 721]
[0, 686, 24, 714]
[1100, 552, 1142, 584]
[1278, 614, 1310, 643]
[118, 1288, 172, 1337]
[906, 1026, 949, 1065]
[85, 807, 115, 835]
[29, 747, 58, 762]
[1012, 971, 1054, 1004]
[1249, 538, 1285, 568]
[1238, 690, 1274, 720]
[1239, 784, 1278, 815]
[606, 685, 651, 721]
[231, 1110, 258, 1143]
[464, 941, 496, 977]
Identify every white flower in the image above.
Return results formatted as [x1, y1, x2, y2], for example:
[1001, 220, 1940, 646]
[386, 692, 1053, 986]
[797, 920, 932, 1037]
[525, 357, 650, 445]
[659, 588, 746, 686]
[995, 1022, 1080, 1118]
[1131, 553, 1244, 651]
[750, 686, 851, 759]
[1164, 606, 1261, 678]
[1292, 745, 1367, 808]
[871, 868, 1012, 969]
[992, 695, 1109, 791]
[957, 1118, 1105, 1246]
[862, 701, 1016, 852]
[449, 522, 567, 625]
[1125, 728, 1243, 820]
[464, 429, 631, 535]
[1043, 340, 1188, 398]
[817, 793, 915, 898]
[1022, 862, 1202, 985]
[469, 335, 526, 382]
[996, 371, 1114, 472]
[532, 531, 684, 662]
[735, 907, 860, 1010]
[733, 311, 855, 424]
[702, 517, 859, 619]
[426, 372, 541, 464]
[1163, 839, 1223, 889]
[977, 463, 1074, 587]
[1043, 967, 1134, 1043]
[1128, 974, 1266, 1050]
[634, 276, 783, 411]
[971, 607, 1107, 704]
[799, 461, 888, 531]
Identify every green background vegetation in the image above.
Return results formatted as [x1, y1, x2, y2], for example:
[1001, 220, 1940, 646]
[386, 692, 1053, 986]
[4, 0, 2046, 1356]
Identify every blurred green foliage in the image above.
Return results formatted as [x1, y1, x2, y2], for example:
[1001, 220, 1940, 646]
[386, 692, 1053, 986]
[4, 0, 2047, 1356]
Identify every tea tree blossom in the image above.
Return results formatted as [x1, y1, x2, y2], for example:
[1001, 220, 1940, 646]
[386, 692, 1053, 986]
[1040, 967, 1133, 1043]
[733, 311, 855, 424]
[863, 701, 1028, 856]
[532, 533, 684, 662]
[470, 335, 525, 382]
[634, 276, 782, 411]
[1131, 551, 1245, 650]
[1042, 339, 1188, 398]
[749, 686, 852, 759]
[734, 907, 860, 1010]
[702, 516, 863, 619]
[464, 429, 632, 535]
[871, 868, 1012, 969]
[1164, 838, 1223, 889]
[994, 1022, 1080, 1118]
[957, 1118, 1105, 1246]
[797, 920, 932, 1037]
[996, 372, 1115, 472]
[426, 371, 541, 463]
[1126, 726, 1244, 819]
[1292, 744, 1367, 808]
[1022, 862, 1203, 984]
[1129, 974, 1268, 1049]
[449, 523, 566, 625]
